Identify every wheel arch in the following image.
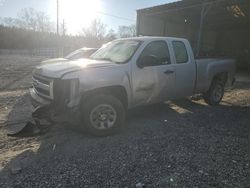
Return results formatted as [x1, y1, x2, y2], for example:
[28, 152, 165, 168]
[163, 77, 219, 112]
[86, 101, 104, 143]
[208, 72, 228, 90]
[80, 85, 128, 109]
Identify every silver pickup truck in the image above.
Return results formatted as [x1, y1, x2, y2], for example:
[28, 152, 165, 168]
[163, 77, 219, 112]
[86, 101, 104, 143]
[30, 37, 235, 136]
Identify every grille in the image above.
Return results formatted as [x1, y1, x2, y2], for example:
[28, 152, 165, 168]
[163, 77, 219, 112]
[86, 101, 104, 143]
[33, 75, 50, 85]
[32, 74, 53, 99]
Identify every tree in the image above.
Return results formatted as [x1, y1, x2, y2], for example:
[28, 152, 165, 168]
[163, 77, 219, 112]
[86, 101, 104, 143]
[1, 17, 18, 27]
[17, 8, 54, 32]
[2, 8, 54, 32]
[81, 19, 107, 40]
[105, 29, 117, 42]
[118, 24, 136, 38]
[80, 19, 108, 47]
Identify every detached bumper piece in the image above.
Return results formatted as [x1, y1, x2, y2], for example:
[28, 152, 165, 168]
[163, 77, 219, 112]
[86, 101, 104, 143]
[7, 105, 53, 137]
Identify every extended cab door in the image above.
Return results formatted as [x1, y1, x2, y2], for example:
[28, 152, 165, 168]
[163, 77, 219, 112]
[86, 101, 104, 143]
[131, 40, 176, 107]
[170, 40, 196, 98]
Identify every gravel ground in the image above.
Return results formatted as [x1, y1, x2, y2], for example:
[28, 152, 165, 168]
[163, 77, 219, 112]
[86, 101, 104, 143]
[0, 55, 250, 187]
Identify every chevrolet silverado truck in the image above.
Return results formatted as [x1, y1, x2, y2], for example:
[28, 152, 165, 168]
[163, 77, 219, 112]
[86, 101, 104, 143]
[30, 37, 235, 136]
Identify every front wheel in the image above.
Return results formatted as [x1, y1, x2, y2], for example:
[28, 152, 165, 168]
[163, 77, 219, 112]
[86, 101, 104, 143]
[82, 94, 125, 136]
[203, 80, 225, 105]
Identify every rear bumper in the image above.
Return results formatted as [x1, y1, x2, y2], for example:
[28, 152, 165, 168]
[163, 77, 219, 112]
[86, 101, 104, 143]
[30, 88, 51, 108]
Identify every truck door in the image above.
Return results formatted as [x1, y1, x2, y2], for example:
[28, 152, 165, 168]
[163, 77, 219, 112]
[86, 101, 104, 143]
[131, 40, 176, 107]
[170, 40, 196, 98]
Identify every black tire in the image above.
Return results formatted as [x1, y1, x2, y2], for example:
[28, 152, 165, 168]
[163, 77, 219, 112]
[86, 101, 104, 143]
[203, 80, 225, 105]
[82, 94, 125, 136]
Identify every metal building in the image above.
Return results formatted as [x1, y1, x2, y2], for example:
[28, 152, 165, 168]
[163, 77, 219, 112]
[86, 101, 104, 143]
[136, 0, 250, 70]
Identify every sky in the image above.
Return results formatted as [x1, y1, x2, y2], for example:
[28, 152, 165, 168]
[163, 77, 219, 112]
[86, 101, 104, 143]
[0, 0, 176, 34]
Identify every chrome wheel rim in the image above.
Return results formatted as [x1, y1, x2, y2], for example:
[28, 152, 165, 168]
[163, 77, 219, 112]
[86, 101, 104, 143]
[212, 84, 223, 102]
[90, 104, 117, 130]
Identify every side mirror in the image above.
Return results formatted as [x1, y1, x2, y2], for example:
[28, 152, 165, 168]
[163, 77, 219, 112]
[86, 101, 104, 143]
[137, 55, 159, 68]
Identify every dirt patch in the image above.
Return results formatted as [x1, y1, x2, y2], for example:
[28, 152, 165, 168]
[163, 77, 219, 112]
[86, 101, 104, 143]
[0, 55, 43, 91]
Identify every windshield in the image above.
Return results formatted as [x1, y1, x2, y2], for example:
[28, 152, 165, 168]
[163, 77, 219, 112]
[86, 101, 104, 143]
[90, 40, 141, 63]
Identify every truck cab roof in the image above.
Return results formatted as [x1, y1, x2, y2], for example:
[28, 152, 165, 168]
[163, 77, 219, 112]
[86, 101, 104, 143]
[117, 36, 188, 42]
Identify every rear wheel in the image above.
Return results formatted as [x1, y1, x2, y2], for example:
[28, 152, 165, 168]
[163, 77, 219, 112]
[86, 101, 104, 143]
[82, 94, 125, 136]
[203, 80, 224, 105]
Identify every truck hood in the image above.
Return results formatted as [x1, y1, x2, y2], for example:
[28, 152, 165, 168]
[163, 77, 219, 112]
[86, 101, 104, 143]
[40, 58, 68, 64]
[33, 58, 117, 78]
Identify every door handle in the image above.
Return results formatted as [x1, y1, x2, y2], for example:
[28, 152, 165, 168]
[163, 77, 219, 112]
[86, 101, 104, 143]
[164, 70, 174, 74]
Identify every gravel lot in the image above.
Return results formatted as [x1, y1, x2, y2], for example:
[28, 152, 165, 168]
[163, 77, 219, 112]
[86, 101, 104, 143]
[0, 55, 249, 187]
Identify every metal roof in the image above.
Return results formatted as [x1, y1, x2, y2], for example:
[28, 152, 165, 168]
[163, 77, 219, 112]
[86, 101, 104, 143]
[137, 0, 250, 29]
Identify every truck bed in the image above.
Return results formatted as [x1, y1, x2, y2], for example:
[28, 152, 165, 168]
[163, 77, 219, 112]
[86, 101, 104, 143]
[195, 58, 235, 93]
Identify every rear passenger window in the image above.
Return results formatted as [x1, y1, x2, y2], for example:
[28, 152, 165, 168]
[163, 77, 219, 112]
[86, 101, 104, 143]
[172, 41, 188, 63]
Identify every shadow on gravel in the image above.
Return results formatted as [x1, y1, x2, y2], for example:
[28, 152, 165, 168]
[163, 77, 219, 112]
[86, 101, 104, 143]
[1, 86, 250, 187]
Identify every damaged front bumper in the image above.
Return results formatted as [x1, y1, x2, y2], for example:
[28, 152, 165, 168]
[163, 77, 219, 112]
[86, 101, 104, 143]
[30, 75, 82, 127]
[30, 87, 81, 109]
[30, 88, 51, 108]
[29, 88, 80, 132]
[30, 85, 81, 122]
